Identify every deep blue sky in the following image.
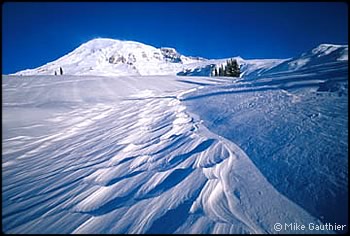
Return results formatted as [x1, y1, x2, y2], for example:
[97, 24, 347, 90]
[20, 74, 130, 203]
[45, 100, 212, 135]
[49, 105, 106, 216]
[2, 2, 348, 74]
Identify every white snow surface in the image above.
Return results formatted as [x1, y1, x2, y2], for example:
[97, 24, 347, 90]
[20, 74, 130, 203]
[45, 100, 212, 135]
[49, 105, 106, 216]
[3, 42, 348, 234]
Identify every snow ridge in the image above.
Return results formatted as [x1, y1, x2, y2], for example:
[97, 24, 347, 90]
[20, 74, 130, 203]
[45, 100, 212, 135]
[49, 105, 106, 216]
[247, 44, 348, 79]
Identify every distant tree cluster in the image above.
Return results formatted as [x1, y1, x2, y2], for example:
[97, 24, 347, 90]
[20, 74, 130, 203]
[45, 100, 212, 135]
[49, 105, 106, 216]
[54, 67, 64, 75]
[212, 59, 240, 77]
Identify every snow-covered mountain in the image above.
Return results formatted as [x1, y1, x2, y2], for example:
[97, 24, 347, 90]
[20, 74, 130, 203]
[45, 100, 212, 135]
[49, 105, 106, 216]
[13, 38, 348, 80]
[11, 37, 287, 78]
[13, 38, 207, 76]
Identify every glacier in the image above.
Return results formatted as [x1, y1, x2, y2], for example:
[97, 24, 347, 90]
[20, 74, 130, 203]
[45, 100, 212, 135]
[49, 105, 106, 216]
[2, 40, 348, 234]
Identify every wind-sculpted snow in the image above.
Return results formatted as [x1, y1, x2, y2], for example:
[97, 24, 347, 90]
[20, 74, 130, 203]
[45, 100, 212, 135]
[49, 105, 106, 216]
[182, 59, 348, 233]
[2, 75, 331, 233]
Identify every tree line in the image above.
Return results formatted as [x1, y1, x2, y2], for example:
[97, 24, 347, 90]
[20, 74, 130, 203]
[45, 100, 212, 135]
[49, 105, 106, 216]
[212, 59, 240, 77]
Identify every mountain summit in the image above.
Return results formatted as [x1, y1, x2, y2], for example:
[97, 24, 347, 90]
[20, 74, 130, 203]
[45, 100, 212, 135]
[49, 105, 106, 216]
[14, 38, 207, 76]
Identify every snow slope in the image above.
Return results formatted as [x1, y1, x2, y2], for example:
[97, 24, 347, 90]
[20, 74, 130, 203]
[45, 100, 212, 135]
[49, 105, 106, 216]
[182, 49, 348, 233]
[243, 44, 348, 80]
[2, 74, 338, 234]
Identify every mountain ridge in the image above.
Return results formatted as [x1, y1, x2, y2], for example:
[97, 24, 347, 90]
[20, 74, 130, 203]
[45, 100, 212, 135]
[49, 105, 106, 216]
[13, 38, 348, 78]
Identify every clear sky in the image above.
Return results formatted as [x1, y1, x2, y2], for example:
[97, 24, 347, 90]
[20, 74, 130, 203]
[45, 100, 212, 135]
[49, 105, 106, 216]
[2, 2, 348, 74]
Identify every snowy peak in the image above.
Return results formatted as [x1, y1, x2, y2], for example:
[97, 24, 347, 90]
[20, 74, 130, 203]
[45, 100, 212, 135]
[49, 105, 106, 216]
[14, 38, 204, 76]
[78, 38, 121, 51]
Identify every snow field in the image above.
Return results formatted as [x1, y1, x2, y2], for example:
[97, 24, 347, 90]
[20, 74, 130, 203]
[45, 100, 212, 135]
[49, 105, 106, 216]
[2, 75, 330, 233]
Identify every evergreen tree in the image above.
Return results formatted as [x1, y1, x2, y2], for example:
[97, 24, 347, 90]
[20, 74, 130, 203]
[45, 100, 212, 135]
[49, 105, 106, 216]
[225, 59, 234, 76]
[218, 59, 241, 77]
[60, 67, 63, 75]
[210, 66, 215, 77]
[232, 60, 240, 77]
[219, 65, 224, 76]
